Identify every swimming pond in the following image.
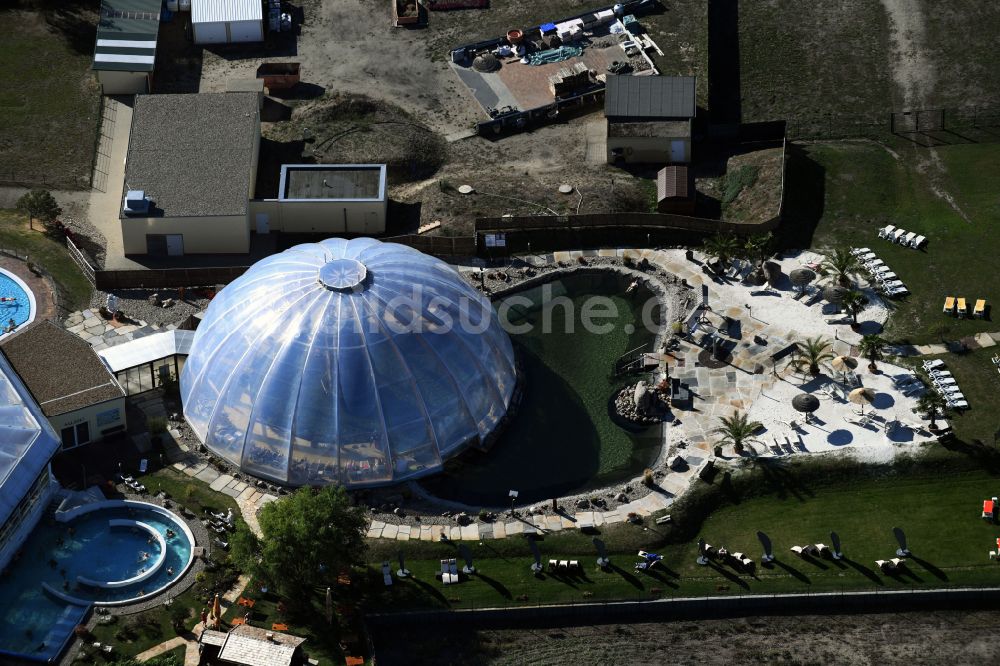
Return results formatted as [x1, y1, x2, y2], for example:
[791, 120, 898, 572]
[422, 271, 664, 506]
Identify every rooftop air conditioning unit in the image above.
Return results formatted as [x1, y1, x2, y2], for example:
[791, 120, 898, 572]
[123, 190, 151, 216]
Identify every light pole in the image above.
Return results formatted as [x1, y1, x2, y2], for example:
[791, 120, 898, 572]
[745, 303, 751, 321]
[508, 489, 519, 517]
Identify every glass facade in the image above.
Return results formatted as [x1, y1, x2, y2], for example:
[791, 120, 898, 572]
[115, 355, 185, 396]
[181, 238, 517, 488]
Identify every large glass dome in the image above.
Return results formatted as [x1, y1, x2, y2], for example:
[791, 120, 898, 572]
[181, 238, 516, 488]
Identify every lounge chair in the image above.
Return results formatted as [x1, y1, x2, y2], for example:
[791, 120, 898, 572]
[441, 559, 450, 575]
[865, 259, 886, 269]
[790, 546, 804, 555]
[851, 247, 873, 256]
[911, 235, 926, 248]
[882, 280, 904, 289]
[902, 231, 917, 246]
[549, 559, 558, 571]
[139, 458, 148, 473]
[975, 299, 987, 318]
[569, 560, 579, 570]
[923, 359, 945, 370]
[892, 229, 907, 243]
[957, 298, 967, 318]
[855, 251, 878, 261]
[878, 225, 896, 239]
[950, 399, 969, 409]
[449, 559, 458, 576]
[943, 297, 956, 314]
[875, 271, 898, 281]
[887, 286, 909, 297]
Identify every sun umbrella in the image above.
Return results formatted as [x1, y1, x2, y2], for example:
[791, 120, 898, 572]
[832, 355, 858, 382]
[848, 387, 876, 414]
[823, 285, 849, 304]
[789, 268, 816, 290]
[792, 393, 820, 422]
[212, 593, 221, 628]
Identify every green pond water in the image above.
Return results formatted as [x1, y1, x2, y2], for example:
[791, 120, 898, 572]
[422, 271, 663, 507]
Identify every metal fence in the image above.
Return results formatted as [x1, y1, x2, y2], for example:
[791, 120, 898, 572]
[64, 236, 97, 287]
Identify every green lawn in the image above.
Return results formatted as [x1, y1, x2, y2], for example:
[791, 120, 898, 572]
[786, 141, 1000, 344]
[0, 209, 93, 310]
[0, 7, 100, 189]
[364, 457, 1000, 611]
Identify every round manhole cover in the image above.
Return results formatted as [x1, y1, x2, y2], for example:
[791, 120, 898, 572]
[458, 185, 475, 195]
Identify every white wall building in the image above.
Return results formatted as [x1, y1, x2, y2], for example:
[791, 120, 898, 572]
[192, 0, 264, 44]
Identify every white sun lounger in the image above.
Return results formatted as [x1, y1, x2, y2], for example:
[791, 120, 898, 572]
[892, 229, 907, 243]
[950, 399, 969, 409]
[923, 359, 945, 370]
[887, 286, 909, 296]
[902, 231, 917, 246]
[851, 247, 873, 256]
[910, 235, 926, 248]
[878, 225, 896, 239]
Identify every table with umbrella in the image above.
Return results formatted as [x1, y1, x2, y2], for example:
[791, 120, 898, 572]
[792, 392, 821, 423]
[832, 355, 859, 385]
[823, 285, 850, 310]
[848, 387, 876, 414]
[790, 268, 816, 293]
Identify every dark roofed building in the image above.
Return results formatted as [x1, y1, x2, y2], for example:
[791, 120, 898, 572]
[92, 0, 162, 95]
[605, 75, 697, 165]
[656, 165, 695, 214]
[119, 92, 261, 256]
[0, 321, 126, 449]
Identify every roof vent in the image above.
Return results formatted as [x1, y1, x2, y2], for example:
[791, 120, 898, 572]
[123, 190, 151, 216]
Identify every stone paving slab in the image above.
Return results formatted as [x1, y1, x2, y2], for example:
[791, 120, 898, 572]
[492, 522, 507, 539]
[449, 526, 461, 541]
[420, 525, 433, 541]
[195, 466, 221, 484]
[396, 525, 411, 541]
[209, 474, 234, 492]
[366, 526, 383, 538]
[183, 462, 208, 477]
[231, 481, 247, 493]
[382, 524, 398, 539]
[506, 521, 524, 536]
[460, 524, 479, 540]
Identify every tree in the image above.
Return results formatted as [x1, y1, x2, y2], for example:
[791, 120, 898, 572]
[743, 232, 774, 283]
[231, 486, 368, 606]
[702, 233, 741, 268]
[858, 334, 887, 370]
[820, 248, 860, 287]
[711, 410, 764, 455]
[788, 336, 836, 376]
[917, 392, 949, 430]
[841, 290, 869, 326]
[15, 189, 61, 231]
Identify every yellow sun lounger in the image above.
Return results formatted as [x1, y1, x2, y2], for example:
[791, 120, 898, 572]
[943, 296, 955, 314]
[975, 299, 987, 318]
[957, 297, 967, 317]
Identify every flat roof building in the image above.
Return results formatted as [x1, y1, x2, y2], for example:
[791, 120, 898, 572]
[92, 0, 162, 95]
[199, 624, 307, 666]
[120, 92, 261, 256]
[0, 321, 126, 449]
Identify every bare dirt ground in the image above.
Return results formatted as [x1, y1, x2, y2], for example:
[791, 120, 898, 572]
[372, 610, 1000, 665]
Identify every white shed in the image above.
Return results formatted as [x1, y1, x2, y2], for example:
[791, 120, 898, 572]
[191, 0, 263, 44]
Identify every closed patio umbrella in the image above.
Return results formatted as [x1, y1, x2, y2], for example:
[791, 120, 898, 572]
[792, 393, 820, 422]
[848, 387, 876, 414]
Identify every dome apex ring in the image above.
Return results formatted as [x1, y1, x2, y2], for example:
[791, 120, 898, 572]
[318, 258, 367, 291]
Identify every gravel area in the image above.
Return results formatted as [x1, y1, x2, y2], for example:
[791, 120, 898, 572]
[88, 288, 210, 328]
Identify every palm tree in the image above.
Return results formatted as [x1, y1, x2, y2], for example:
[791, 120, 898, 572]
[820, 248, 861, 287]
[788, 336, 836, 376]
[916, 392, 949, 431]
[841, 290, 869, 326]
[858, 334, 887, 371]
[712, 411, 764, 455]
[703, 233, 741, 268]
[743, 232, 774, 283]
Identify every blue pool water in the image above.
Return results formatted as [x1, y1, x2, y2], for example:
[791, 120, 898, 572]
[0, 505, 192, 662]
[0, 269, 32, 331]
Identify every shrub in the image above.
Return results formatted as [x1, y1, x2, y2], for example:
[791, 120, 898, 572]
[721, 165, 760, 206]
[642, 468, 655, 486]
[478, 508, 489, 521]
[73, 624, 91, 639]
[167, 603, 190, 631]
[147, 417, 167, 435]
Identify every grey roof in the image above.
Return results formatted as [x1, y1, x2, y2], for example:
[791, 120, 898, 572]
[0, 321, 124, 417]
[123, 93, 260, 219]
[280, 165, 387, 201]
[93, 0, 161, 73]
[605, 75, 697, 119]
[216, 624, 305, 666]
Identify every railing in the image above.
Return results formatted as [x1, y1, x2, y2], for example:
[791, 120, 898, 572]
[65, 236, 97, 287]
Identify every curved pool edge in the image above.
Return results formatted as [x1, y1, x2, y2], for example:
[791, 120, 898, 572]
[77, 520, 167, 589]
[54, 499, 196, 607]
[0, 266, 36, 339]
